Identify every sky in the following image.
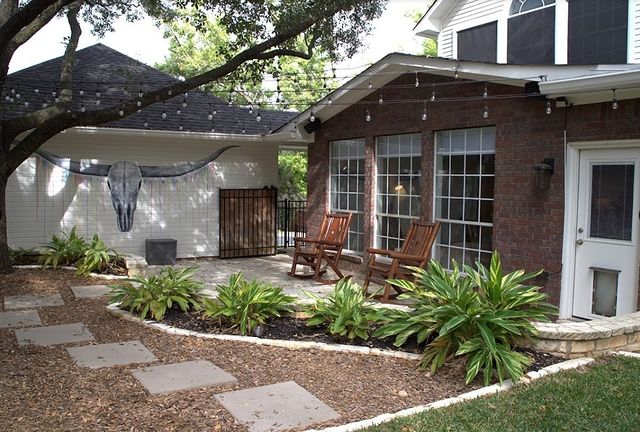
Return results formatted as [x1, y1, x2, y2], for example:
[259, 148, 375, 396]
[9, 0, 427, 75]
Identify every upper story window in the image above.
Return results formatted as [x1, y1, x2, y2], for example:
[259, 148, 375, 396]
[510, 0, 555, 16]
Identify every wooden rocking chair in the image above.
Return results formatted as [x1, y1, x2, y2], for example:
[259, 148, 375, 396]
[363, 220, 440, 302]
[287, 212, 353, 284]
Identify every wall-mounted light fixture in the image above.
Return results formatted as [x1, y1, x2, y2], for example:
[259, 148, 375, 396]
[534, 158, 555, 192]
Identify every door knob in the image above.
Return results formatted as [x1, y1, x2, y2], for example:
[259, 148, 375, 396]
[578, 227, 584, 233]
[576, 239, 584, 245]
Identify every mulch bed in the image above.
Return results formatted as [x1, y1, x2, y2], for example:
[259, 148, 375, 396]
[1, 268, 560, 432]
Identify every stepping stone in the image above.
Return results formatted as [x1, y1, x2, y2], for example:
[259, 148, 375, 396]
[67, 340, 157, 369]
[215, 381, 340, 432]
[4, 293, 64, 309]
[132, 360, 237, 394]
[15, 322, 94, 346]
[71, 285, 112, 299]
[0, 310, 42, 329]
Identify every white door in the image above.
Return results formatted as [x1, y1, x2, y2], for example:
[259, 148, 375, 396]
[573, 149, 640, 318]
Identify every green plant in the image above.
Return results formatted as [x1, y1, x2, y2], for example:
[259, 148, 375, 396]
[202, 273, 295, 335]
[76, 234, 120, 275]
[109, 266, 204, 321]
[375, 252, 557, 385]
[41, 226, 88, 268]
[303, 277, 377, 341]
[9, 247, 38, 265]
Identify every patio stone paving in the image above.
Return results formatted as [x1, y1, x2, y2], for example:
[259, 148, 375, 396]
[67, 340, 157, 369]
[149, 254, 366, 299]
[71, 285, 112, 299]
[0, 310, 42, 329]
[214, 380, 340, 432]
[15, 322, 94, 346]
[4, 293, 64, 309]
[132, 360, 237, 394]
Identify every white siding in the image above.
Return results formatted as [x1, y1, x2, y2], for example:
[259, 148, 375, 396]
[631, 0, 640, 63]
[7, 129, 279, 258]
[438, 0, 505, 59]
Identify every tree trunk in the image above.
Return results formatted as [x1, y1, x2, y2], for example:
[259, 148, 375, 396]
[0, 172, 11, 274]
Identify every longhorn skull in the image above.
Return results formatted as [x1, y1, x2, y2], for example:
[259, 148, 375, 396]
[36, 146, 236, 232]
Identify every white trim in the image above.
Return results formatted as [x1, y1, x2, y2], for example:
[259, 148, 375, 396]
[629, 0, 638, 63]
[508, 1, 556, 18]
[61, 126, 264, 142]
[560, 139, 640, 319]
[555, 0, 569, 64]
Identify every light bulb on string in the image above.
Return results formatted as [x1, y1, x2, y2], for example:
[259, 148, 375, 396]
[249, 105, 253, 115]
[136, 100, 142, 107]
[168, 89, 172, 96]
[24, 100, 29, 107]
[545, 99, 552, 115]
[182, 98, 187, 108]
[430, 90, 436, 102]
[79, 89, 84, 96]
[483, 82, 488, 99]
[256, 111, 262, 122]
[34, 88, 39, 94]
[454, 66, 459, 79]
[365, 109, 371, 122]
[612, 89, 619, 110]
[144, 118, 149, 128]
[378, 91, 383, 105]
[328, 95, 332, 105]
[483, 105, 489, 119]
[421, 101, 428, 121]
[310, 110, 316, 123]
[415, 72, 420, 87]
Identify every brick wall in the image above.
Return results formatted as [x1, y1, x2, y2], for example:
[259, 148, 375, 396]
[309, 72, 640, 307]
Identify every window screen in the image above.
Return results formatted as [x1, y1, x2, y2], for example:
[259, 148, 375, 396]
[458, 21, 498, 62]
[568, 0, 628, 64]
[507, 6, 555, 64]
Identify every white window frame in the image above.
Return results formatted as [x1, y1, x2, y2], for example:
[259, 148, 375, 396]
[375, 133, 422, 252]
[433, 127, 496, 270]
[330, 138, 366, 253]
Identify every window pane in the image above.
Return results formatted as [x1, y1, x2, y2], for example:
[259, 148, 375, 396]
[589, 164, 634, 241]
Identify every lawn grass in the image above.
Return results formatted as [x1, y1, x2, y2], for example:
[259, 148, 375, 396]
[364, 355, 640, 432]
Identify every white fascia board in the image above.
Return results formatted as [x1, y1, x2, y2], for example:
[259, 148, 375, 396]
[61, 126, 264, 142]
[413, 0, 454, 38]
[540, 69, 640, 95]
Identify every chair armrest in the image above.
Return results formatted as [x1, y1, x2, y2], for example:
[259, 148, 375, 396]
[367, 247, 424, 263]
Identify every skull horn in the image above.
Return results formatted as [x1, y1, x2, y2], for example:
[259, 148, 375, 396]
[139, 145, 237, 178]
[35, 149, 111, 177]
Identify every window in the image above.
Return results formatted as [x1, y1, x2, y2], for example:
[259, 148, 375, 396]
[568, 0, 628, 64]
[376, 133, 422, 252]
[507, 1, 555, 64]
[457, 21, 498, 63]
[510, 0, 555, 16]
[434, 127, 495, 269]
[330, 139, 365, 252]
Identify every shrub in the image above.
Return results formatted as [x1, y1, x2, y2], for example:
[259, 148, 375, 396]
[303, 277, 377, 341]
[76, 234, 121, 275]
[109, 266, 204, 321]
[41, 226, 87, 268]
[202, 273, 295, 336]
[375, 252, 557, 385]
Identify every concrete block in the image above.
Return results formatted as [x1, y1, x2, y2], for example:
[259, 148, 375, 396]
[0, 310, 41, 329]
[595, 334, 628, 351]
[132, 360, 237, 394]
[214, 381, 339, 432]
[71, 285, 112, 299]
[67, 340, 157, 368]
[4, 293, 63, 309]
[15, 322, 94, 346]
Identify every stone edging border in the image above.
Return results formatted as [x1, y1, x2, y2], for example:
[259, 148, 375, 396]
[106, 304, 422, 361]
[303, 357, 595, 432]
[13, 265, 130, 280]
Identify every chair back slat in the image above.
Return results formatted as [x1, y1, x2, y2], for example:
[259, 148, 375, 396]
[400, 221, 441, 265]
[318, 213, 352, 245]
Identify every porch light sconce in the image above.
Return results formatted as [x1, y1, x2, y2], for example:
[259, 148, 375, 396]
[534, 158, 555, 192]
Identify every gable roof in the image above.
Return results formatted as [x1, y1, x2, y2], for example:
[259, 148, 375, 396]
[413, 0, 457, 38]
[2, 43, 295, 135]
[276, 52, 640, 142]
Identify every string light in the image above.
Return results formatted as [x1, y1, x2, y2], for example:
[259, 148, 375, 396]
[421, 101, 428, 121]
[118, 100, 124, 116]
[34, 88, 39, 94]
[415, 72, 420, 87]
[612, 89, 619, 110]
[483, 82, 488, 99]
[378, 91, 383, 105]
[79, 89, 84, 96]
[182, 98, 187, 108]
[249, 105, 253, 115]
[138, 84, 143, 98]
[328, 95, 332, 105]
[144, 118, 149, 128]
[256, 110, 262, 122]
[228, 91, 233, 106]
[365, 109, 371, 122]
[545, 99, 552, 115]
[454, 66, 459, 79]
[310, 110, 316, 122]
[161, 102, 166, 118]
[430, 89, 436, 102]
[483, 105, 489, 119]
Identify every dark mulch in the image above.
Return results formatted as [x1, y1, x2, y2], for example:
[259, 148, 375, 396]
[2, 268, 483, 432]
[161, 309, 564, 372]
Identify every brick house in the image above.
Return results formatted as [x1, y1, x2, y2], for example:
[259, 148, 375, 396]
[277, 0, 640, 320]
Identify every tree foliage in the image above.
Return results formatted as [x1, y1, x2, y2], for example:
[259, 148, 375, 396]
[278, 150, 307, 200]
[156, 9, 335, 110]
[406, 8, 437, 57]
[0, 0, 387, 273]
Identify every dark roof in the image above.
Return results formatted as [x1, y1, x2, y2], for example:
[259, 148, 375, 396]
[2, 43, 295, 135]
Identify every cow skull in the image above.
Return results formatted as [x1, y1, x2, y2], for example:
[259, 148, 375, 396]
[35, 146, 236, 232]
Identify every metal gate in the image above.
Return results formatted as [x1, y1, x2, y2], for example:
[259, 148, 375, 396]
[277, 199, 307, 248]
[219, 188, 277, 258]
